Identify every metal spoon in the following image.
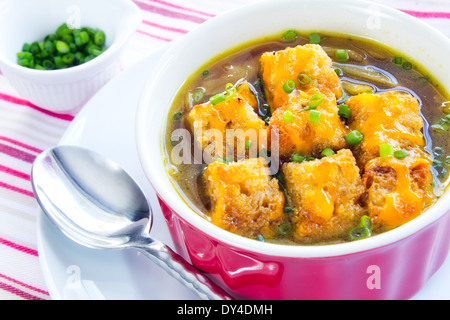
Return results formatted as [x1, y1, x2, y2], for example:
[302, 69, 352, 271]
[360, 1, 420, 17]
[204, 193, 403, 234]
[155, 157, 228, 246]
[31, 145, 231, 300]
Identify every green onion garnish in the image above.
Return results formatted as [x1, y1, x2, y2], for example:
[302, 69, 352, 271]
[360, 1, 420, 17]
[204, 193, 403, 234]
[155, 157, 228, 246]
[308, 93, 323, 109]
[345, 130, 364, 145]
[393, 56, 403, 65]
[94, 30, 106, 46]
[193, 89, 204, 103]
[394, 149, 408, 159]
[431, 114, 450, 132]
[283, 79, 296, 93]
[292, 153, 306, 163]
[245, 140, 252, 151]
[336, 49, 349, 62]
[349, 226, 370, 240]
[284, 206, 294, 214]
[202, 70, 210, 78]
[209, 83, 236, 105]
[209, 92, 226, 105]
[309, 110, 321, 124]
[283, 110, 293, 123]
[224, 83, 237, 101]
[17, 23, 107, 70]
[379, 144, 394, 157]
[297, 73, 311, 85]
[349, 215, 373, 241]
[309, 33, 321, 44]
[320, 148, 335, 157]
[360, 215, 373, 230]
[402, 61, 413, 70]
[55, 40, 70, 54]
[173, 111, 183, 121]
[282, 30, 297, 42]
[278, 223, 292, 235]
[337, 104, 352, 119]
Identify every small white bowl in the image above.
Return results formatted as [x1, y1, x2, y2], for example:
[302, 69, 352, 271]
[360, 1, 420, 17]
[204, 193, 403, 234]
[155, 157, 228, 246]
[0, 0, 142, 114]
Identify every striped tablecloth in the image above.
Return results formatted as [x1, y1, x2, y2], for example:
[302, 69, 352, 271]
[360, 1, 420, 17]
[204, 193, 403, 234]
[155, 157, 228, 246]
[0, 0, 448, 300]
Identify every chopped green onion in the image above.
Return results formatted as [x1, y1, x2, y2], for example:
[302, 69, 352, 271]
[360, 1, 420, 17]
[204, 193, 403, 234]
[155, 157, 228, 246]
[308, 93, 323, 109]
[431, 114, 450, 132]
[349, 226, 370, 240]
[283, 206, 294, 214]
[278, 223, 292, 235]
[394, 149, 408, 159]
[173, 111, 183, 121]
[337, 104, 352, 119]
[193, 89, 205, 103]
[334, 67, 342, 76]
[297, 73, 311, 85]
[216, 156, 233, 164]
[416, 76, 429, 85]
[94, 30, 106, 46]
[309, 33, 321, 44]
[349, 215, 373, 241]
[62, 53, 74, 64]
[321, 148, 335, 157]
[224, 83, 237, 101]
[282, 30, 297, 42]
[359, 215, 372, 230]
[283, 79, 296, 93]
[210, 92, 226, 105]
[245, 140, 252, 150]
[433, 147, 444, 157]
[202, 70, 210, 78]
[55, 40, 70, 54]
[336, 49, 349, 62]
[379, 144, 394, 157]
[345, 130, 364, 145]
[283, 110, 293, 123]
[402, 61, 413, 70]
[209, 83, 237, 105]
[308, 110, 321, 123]
[292, 153, 306, 163]
[17, 23, 107, 70]
[393, 56, 403, 65]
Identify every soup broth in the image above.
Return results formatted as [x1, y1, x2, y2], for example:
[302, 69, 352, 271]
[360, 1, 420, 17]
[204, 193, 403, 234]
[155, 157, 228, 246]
[164, 31, 450, 245]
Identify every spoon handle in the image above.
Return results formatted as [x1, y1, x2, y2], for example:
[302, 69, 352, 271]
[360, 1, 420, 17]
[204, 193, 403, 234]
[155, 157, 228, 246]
[134, 237, 233, 300]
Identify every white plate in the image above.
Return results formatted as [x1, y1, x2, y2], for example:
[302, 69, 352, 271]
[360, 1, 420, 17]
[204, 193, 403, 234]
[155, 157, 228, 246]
[36, 45, 450, 300]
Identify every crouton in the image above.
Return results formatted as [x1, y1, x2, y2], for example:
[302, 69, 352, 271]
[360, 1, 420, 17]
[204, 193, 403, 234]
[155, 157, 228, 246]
[204, 157, 285, 239]
[346, 91, 426, 167]
[268, 88, 349, 159]
[282, 149, 365, 243]
[187, 81, 266, 162]
[260, 44, 342, 111]
[362, 156, 433, 230]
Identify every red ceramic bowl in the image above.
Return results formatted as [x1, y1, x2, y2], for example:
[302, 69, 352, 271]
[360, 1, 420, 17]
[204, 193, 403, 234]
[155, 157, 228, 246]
[136, 0, 450, 299]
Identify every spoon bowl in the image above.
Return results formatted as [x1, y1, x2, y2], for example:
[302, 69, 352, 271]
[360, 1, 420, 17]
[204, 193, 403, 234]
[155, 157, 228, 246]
[31, 145, 231, 300]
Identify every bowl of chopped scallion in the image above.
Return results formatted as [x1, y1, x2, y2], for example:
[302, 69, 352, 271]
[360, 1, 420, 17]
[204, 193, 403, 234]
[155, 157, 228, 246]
[0, 0, 142, 114]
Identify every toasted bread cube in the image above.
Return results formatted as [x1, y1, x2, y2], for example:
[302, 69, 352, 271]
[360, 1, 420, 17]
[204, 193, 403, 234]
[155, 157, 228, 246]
[260, 44, 342, 111]
[268, 88, 349, 159]
[346, 91, 425, 167]
[362, 156, 433, 230]
[187, 81, 266, 162]
[204, 157, 285, 239]
[282, 149, 365, 243]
